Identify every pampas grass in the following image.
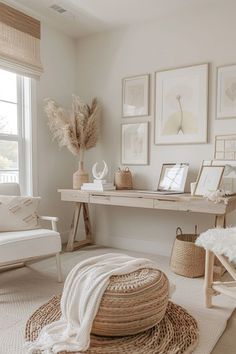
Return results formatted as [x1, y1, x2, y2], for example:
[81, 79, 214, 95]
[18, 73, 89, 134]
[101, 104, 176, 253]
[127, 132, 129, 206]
[44, 95, 101, 160]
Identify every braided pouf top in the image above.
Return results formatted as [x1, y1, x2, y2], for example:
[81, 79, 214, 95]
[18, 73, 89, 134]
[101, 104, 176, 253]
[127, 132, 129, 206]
[25, 295, 199, 354]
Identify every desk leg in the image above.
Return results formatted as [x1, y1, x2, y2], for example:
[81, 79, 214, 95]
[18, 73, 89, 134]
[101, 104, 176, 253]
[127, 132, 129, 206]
[66, 202, 93, 252]
[215, 214, 225, 228]
[66, 203, 82, 252]
[83, 203, 92, 242]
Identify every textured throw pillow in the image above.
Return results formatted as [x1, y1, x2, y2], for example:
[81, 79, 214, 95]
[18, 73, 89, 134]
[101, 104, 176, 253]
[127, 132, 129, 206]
[0, 196, 41, 232]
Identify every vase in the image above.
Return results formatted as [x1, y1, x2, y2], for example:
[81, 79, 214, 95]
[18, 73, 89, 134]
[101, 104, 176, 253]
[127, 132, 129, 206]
[73, 161, 89, 189]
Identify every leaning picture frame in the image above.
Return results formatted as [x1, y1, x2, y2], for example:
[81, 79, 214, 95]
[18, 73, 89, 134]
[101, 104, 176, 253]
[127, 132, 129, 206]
[121, 122, 149, 165]
[202, 159, 236, 194]
[194, 165, 225, 196]
[122, 74, 149, 117]
[158, 163, 189, 192]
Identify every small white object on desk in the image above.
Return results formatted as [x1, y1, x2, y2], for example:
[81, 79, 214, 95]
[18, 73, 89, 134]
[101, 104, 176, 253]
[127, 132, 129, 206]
[83, 160, 116, 191]
[92, 160, 108, 180]
[81, 182, 116, 191]
[190, 182, 197, 195]
[94, 179, 107, 185]
[204, 189, 228, 204]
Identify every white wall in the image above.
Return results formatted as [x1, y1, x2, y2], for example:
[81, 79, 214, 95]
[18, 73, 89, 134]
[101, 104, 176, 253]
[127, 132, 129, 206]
[36, 23, 76, 241]
[75, 1, 236, 256]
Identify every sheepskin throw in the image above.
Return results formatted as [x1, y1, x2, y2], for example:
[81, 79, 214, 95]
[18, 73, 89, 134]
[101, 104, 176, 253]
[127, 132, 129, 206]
[196, 227, 236, 263]
[25, 253, 159, 354]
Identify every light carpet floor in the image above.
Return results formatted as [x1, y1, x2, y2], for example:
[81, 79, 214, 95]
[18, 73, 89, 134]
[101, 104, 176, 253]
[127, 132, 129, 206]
[0, 245, 235, 354]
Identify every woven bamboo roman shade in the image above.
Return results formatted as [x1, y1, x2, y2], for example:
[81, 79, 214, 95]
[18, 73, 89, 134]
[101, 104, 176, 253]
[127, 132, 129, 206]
[0, 2, 43, 78]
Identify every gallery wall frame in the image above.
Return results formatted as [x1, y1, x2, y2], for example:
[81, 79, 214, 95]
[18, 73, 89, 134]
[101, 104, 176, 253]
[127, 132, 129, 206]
[154, 63, 209, 145]
[216, 64, 236, 119]
[122, 74, 150, 118]
[214, 134, 236, 160]
[121, 122, 149, 165]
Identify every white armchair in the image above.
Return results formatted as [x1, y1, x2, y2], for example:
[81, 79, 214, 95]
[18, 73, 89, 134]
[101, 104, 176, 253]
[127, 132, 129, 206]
[0, 183, 62, 282]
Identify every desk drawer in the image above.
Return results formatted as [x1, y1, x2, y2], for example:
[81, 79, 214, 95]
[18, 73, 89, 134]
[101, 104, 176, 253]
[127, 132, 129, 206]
[153, 199, 180, 211]
[153, 198, 226, 214]
[61, 190, 89, 203]
[90, 195, 153, 208]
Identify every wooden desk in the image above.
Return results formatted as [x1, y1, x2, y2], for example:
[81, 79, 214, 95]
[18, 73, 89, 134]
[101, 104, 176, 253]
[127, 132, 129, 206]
[58, 189, 236, 252]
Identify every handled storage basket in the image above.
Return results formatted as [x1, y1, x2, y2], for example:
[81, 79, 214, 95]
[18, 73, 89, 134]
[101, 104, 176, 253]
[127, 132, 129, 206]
[170, 226, 205, 278]
[114, 167, 133, 190]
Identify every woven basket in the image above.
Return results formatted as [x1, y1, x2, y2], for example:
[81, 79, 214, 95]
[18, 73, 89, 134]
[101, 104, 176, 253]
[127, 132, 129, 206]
[114, 168, 133, 190]
[170, 227, 205, 278]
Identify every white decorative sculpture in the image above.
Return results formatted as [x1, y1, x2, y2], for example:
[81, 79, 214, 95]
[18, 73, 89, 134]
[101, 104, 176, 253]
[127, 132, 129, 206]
[81, 160, 115, 191]
[92, 160, 108, 181]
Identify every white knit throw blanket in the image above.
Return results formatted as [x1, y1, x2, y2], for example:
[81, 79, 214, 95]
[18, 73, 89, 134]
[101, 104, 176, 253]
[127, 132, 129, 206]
[25, 253, 159, 354]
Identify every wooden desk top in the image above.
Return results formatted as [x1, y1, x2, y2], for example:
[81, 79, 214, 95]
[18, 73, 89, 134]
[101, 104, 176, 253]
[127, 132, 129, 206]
[58, 189, 236, 215]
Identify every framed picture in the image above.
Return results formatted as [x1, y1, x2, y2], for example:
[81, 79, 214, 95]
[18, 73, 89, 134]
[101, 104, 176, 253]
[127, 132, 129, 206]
[158, 163, 189, 192]
[214, 134, 236, 160]
[217, 64, 236, 119]
[121, 122, 148, 165]
[122, 74, 149, 117]
[194, 165, 225, 196]
[203, 159, 236, 194]
[154, 63, 208, 145]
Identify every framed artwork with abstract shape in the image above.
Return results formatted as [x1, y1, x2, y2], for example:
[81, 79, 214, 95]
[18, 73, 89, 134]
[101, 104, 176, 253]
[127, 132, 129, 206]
[122, 74, 149, 117]
[217, 64, 236, 119]
[121, 122, 148, 165]
[154, 64, 208, 145]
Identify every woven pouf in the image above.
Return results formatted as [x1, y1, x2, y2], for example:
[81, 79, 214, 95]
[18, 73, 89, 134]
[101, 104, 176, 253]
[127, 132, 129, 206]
[92, 268, 169, 336]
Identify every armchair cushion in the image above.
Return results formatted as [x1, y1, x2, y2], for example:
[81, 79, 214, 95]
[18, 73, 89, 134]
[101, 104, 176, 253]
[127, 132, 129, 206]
[0, 196, 41, 231]
[0, 229, 61, 263]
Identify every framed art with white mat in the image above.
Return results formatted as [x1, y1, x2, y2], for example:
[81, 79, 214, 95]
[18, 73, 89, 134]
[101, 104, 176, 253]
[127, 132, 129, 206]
[122, 74, 149, 117]
[217, 64, 236, 119]
[214, 134, 236, 160]
[121, 122, 149, 165]
[154, 63, 208, 145]
[194, 165, 225, 196]
[203, 159, 236, 194]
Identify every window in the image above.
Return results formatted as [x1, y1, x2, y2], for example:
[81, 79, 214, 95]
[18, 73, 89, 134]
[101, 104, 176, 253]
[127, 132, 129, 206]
[0, 68, 33, 194]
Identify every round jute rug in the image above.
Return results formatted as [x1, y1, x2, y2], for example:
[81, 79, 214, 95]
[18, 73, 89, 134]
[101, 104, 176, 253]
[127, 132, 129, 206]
[25, 295, 199, 354]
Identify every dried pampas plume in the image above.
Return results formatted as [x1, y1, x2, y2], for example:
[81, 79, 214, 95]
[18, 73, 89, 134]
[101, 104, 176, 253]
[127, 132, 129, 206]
[44, 96, 101, 159]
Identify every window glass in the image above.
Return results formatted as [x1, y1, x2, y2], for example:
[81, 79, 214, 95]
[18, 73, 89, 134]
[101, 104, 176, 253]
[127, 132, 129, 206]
[0, 101, 18, 135]
[0, 140, 18, 170]
[0, 69, 17, 103]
